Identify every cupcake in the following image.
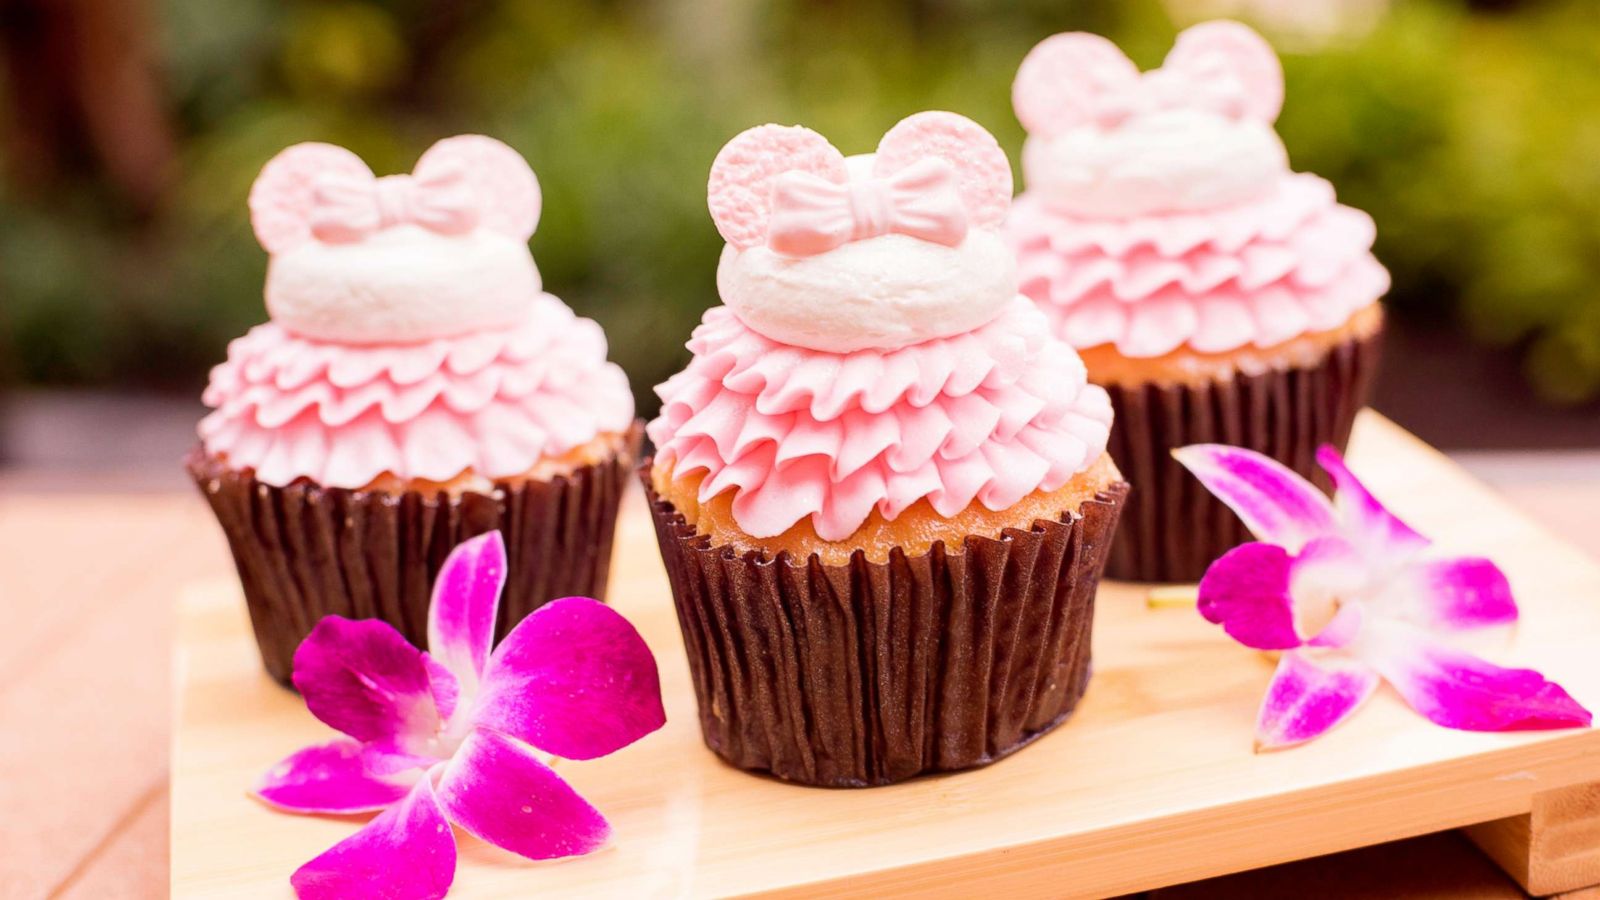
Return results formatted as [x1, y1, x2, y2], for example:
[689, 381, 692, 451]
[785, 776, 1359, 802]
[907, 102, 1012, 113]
[188, 136, 639, 685]
[644, 112, 1128, 787]
[1006, 22, 1387, 583]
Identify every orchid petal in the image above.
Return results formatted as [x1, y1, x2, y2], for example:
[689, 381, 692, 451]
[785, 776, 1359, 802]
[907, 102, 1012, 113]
[290, 777, 456, 900]
[1198, 543, 1302, 650]
[1288, 537, 1367, 648]
[436, 728, 611, 860]
[423, 653, 460, 725]
[475, 597, 666, 760]
[1386, 557, 1518, 632]
[1174, 444, 1337, 552]
[1256, 652, 1381, 750]
[1364, 623, 1592, 732]
[427, 532, 507, 701]
[1201, 539, 1370, 650]
[1307, 601, 1365, 650]
[1316, 445, 1429, 566]
[255, 739, 424, 814]
[291, 616, 452, 757]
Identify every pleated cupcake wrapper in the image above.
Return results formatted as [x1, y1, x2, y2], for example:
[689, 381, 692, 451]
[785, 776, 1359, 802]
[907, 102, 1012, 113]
[187, 423, 641, 686]
[1102, 328, 1382, 584]
[642, 465, 1129, 788]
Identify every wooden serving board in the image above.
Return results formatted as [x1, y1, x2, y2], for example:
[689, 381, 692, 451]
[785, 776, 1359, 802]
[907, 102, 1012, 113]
[170, 413, 1600, 898]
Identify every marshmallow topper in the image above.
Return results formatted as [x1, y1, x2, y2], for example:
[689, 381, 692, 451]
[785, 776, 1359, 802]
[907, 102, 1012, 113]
[1012, 21, 1289, 219]
[706, 112, 1021, 353]
[246, 136, 546, 344]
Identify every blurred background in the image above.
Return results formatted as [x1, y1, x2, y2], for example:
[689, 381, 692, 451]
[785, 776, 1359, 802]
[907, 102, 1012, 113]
[2, 0, 1599, 484]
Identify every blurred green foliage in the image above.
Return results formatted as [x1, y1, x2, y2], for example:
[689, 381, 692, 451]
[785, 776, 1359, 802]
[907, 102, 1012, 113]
[3, 0, 1600, 409]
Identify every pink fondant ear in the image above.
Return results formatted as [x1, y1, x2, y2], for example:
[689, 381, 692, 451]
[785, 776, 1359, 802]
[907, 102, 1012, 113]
[248, 143, 373, 254]
[414, 135, 541, 241]
[1163, 20, 1284, 123]
[874, 111, 1012, 229]
[1012, 32, 1140, 136]
[708, 124, 848, 249]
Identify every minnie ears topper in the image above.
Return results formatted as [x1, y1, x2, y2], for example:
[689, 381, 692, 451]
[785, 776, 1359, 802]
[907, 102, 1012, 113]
[1013, 20, 1284, 138]
[249, 135, 541, 254]
[707, 111, 1012, 257]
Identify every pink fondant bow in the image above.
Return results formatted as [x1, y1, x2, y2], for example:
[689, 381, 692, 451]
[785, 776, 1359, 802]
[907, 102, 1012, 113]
[249, 136, 542, 253]
[1012, 23, 1285, 137]
[765, 157, 968, 256]
[1083, 66, 1256, 128]
[308, 165, 479, 242]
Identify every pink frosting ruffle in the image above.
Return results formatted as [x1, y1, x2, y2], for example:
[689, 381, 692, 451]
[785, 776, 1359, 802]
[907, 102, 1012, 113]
[1007, 173, 1390, 356]
[647, 297, 1113, 541]
[199, 293, 635, 488]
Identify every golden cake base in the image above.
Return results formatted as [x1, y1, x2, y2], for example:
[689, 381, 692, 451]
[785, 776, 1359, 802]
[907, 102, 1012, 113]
[171, 413, 1600, 898]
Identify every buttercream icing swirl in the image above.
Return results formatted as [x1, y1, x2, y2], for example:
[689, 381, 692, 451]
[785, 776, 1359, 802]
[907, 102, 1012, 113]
[648, 297, 1113, 541]
[1009, 174, 1389, 356]
[200, 293, 634, 487]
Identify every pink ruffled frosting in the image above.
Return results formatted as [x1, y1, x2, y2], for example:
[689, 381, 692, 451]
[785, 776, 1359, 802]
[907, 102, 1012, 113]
[1008, 172, 1389, 357]
[200, 293, 634, 488]
[647, 297, 1113, 541]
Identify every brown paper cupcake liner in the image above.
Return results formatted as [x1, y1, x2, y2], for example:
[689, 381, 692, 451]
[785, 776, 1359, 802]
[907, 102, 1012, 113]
[642, 465, 1129, 788]
[187, 423, 642, 686]
[1102, 328, 1381, 584]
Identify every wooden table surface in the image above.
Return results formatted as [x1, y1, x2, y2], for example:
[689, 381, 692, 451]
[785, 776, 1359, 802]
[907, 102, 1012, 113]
[4, 458, 1598, 900]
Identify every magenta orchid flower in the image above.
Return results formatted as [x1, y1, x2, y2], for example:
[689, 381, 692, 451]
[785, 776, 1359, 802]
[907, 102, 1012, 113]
[1175, 444, 1591, 751]
[253, 531, 666, 899]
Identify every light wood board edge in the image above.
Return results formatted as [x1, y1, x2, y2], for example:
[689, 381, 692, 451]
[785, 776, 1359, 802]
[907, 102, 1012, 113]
[1468, 783, 1600, 896]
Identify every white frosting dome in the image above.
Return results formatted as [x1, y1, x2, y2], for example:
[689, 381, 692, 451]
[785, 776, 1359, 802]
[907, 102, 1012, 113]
[265, 225, 542, 343]
[1022, 109, 1287, 219]
[716, 230, 1017, 353]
